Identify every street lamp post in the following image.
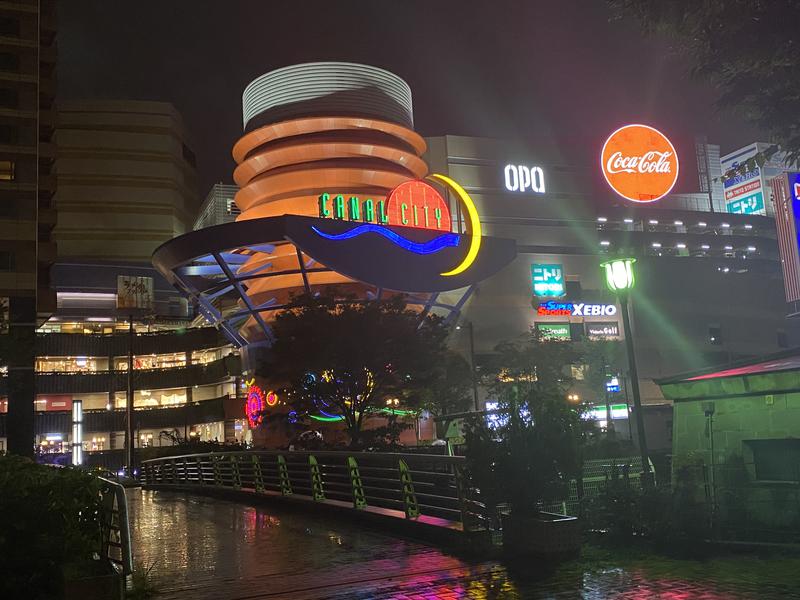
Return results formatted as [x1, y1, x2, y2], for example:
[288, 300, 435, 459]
[601, 258, 653, 487]
[457, 321, 480, 411]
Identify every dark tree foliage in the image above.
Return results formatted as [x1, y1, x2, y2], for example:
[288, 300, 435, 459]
[466, 332, 588, 514]
[609, 0, 800, 164]
[265, 294, 450, 448]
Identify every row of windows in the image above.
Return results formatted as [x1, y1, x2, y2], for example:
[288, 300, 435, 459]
[35, 348, 232, 373]
[597, 216, 771, 238]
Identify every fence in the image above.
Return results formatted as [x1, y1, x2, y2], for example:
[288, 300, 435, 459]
[142, 451, 489, 530]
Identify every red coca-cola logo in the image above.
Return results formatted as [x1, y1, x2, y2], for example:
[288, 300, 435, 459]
[601, 124, 679, 203]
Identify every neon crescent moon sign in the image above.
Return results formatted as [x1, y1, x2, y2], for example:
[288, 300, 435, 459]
[427, 173, 482, 276]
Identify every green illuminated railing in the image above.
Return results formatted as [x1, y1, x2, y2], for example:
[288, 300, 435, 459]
[141, 451, 488, 531]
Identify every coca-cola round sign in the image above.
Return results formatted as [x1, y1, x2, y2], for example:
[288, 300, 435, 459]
[601, 124, 679, 203]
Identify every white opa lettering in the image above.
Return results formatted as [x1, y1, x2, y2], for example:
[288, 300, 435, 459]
[504, 164, 545, 194]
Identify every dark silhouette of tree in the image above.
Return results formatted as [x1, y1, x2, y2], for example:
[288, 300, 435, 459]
[264, 294, 450, 448]
[609, 0, 800, 164]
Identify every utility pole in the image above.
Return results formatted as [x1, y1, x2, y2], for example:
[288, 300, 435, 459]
[125, 315, 134, 475]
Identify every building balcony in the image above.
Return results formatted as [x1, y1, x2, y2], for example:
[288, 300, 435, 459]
[35, 327, 229, 357]
[0, 355, 241, 396]
[0, 395, 230, 437]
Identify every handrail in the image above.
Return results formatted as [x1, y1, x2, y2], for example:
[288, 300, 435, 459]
[141, 450, 482, 532]
[98, 477, 134, 576]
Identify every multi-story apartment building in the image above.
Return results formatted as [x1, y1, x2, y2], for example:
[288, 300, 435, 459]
[0, 0, 56, 456]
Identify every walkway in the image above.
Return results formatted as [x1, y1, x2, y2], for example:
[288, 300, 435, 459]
[128, 489, 800, 599]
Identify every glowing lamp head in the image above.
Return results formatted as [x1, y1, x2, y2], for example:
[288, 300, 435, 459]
[602, 258, 636, 292]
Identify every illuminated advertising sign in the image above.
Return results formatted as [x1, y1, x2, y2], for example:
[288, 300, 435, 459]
[601, 124, 679, 203]
[531, 263, 564, 297]
[770, 172, 800, 302]
[315, 174, 482, 277]
[587, 404, 629, 421]
[537, 301, 617, 317]
[723, 164, 765, 215]
[536, 322, 571, 340]
[586, 322, 620, 338]
[318, 179, 451, 232]
[504, 164, 546, 194]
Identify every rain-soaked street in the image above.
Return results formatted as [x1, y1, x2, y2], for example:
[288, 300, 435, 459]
[128, 489, 800, 599]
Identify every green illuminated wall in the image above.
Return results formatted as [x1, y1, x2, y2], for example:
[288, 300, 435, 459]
[661, 368, 800, 532]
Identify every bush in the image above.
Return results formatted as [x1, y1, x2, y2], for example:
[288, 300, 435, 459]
[0, 454, 105, 598]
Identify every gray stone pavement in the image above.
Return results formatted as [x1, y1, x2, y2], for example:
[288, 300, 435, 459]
[128, 489, 800, 599]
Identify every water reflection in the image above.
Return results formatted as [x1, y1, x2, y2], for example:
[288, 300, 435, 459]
[128, 490, 795, 599]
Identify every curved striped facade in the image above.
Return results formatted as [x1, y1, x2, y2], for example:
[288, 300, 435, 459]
[232, 64, 428, 340]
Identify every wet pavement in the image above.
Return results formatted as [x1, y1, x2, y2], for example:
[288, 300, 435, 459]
[128, 489, 800, 599]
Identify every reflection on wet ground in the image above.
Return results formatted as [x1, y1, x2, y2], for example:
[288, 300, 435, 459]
[128, 489, 799, 599]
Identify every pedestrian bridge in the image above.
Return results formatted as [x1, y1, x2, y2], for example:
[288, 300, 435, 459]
[141, 451, 484, 544]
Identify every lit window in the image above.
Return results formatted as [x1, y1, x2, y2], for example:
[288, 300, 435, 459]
[0, 159, 14, 181]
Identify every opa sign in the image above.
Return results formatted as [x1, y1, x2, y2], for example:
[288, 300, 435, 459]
[504, 164, 546, 194]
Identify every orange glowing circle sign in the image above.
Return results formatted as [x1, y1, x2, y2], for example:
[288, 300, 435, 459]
[601, 124, 679, 203]
[265, 390, 278, 407]
[385, 180, 451, 232]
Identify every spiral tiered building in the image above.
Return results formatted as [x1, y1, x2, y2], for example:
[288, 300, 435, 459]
[231, 63, 429, 338]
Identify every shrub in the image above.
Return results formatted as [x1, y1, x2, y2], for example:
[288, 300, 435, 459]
[0, 454, 105, 598]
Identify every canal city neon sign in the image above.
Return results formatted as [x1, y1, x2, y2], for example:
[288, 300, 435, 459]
[537, 301, 617, 317]
[313, 175, 483, 277]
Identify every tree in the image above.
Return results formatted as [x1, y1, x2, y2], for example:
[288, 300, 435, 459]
[609, 0, 800, 164]
[465, 331, 587, 515]
[580, 339, 627, 405]
[264, 294, 450, 448]
[420, 351, 473, 438]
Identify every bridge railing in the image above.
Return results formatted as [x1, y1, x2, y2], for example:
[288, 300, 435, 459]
[141, 451, 489, 531]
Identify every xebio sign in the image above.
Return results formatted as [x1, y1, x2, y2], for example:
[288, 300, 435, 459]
[601, 124, 679, 203]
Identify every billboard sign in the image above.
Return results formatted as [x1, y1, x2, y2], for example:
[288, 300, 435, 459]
[601, 124, 679, 203]
[771, 172, 800, 302]
[537, 301, 617, 317]
[536, 322, 571, 340]
[531, 263, 564, 297]
[116, 276, 154, 310]
[586, 322, 620, 338]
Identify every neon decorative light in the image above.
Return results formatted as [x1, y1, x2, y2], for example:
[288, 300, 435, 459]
[313, 174, 482, 277]
[311, 224, 459, 255]
[427, 174, 482, 276]
[537, 302, 618, 316]
[246, 384, 266, 428]
[265, 390, 279, 407]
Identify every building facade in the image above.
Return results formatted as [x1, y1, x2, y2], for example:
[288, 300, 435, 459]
[194, 183, 239, 230]
[54, 100, 198, 262]
[658, 351, 800, 538]
[0, 0, 57, 455]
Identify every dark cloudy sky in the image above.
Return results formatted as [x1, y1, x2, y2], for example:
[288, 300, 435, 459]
[59, 0, 764, 195]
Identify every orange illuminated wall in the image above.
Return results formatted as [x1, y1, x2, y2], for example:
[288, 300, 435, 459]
[231, 116, 429, 339]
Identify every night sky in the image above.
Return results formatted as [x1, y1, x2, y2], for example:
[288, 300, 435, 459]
[59, 1, 764, 196]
